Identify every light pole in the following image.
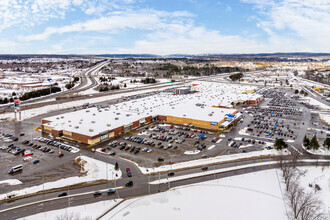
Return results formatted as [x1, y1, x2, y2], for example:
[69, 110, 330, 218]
[106, 163, 108, 188]
[147, 170, 150, 195]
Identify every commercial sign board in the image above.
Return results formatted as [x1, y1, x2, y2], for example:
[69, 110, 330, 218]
[14, 99, 20, 113]
[210, 122, 218, 126]
[100, 131, 109, 141]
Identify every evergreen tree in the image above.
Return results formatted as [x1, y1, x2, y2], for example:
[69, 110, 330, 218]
[303, 135, 310, 147]
[310, 135, 320, 150]
[274, 138, 288, 150]
[323, 138, 330, 150]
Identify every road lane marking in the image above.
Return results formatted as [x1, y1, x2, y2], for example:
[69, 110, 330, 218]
[290, 146, 303, 155]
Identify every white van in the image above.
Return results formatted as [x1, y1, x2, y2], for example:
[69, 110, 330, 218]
[8, 164, 23, 174]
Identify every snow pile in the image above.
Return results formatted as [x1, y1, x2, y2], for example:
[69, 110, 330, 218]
[0, 156, 121, 200]
[135, 149, 290, 174]
[0, 179, 22, 186]
[184, 150, 200, 155]
[19, 199, 123, 220]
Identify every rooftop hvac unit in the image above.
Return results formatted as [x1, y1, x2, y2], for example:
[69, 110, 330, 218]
[68, 120, 71, 122]
[115, 118, 119, 120]
[69, 125, 72, 127]
[91, 121, 95, 123]
[61, 116, 64, 119]
[107, 124, 111, 127]
[56, 117, 59, 120]
[75, 126, 79, 129]
[93, 114, 95, 116]
[86, 110, 90, 112]
[89, 129, 94, 132]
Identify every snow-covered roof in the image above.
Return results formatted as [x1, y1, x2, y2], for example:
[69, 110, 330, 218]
[43, 81, 260, 137]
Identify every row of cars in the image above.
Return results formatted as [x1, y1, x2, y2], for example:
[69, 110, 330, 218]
[228, 137, 267, 151]
[1, 144, 28, 156]
[0, 133, 19, 142]
[108, 140, 145, 154]
[37, 137, 77, 153]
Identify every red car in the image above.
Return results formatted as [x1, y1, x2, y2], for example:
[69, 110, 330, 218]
[126, 167, 131, 172]
[59, 153, 64, 157]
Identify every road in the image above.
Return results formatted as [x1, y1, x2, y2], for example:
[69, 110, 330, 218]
[0, 61, 108, 113]
[1, 156, 329, 219]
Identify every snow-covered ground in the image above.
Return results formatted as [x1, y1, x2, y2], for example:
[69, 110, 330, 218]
[102, 166, 330, 220]
[302, 144, 330, 156]
[19, 199, 123, 220]
[301, 97, 330, 110]
[0, 156, 121, 200]
[320, 113, 330, 125]
[102, 169, 287, 220]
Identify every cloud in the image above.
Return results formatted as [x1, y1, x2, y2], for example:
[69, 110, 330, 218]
[241, 0, 330, 52]
[20, 9, 195, 41]
[0, 0, 136, 31]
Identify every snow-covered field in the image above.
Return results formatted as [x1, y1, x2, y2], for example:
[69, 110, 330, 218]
[0, 156, 121, 200]
[102, 166, 330, 220]
[19, 199, 123, 220]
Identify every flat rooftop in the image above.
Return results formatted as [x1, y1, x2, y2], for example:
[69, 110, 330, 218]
[43, 81, 260, 136]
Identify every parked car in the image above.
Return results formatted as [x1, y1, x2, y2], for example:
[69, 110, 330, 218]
[125, 180, 133, 187]
[167, 171, 175, 176]
[33, 160, 40, 164]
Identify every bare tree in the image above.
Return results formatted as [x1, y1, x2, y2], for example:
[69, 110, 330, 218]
[56, 212, 92, 220]
[286, 182, 327, 220]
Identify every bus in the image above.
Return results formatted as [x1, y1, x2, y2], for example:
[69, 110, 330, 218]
[8, 165, 23, 174]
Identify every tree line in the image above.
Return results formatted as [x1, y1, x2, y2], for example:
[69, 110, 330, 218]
[19, 87, 61, 101]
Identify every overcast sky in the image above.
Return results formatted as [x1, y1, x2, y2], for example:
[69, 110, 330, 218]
[0, 0, 329, 55]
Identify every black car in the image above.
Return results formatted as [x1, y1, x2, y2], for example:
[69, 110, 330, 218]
[125, 181, 133, 187]
[58, 192, 67, 197]
[158, 157, 164, 162]
[201, 166, 208, 171]
[93, 191, 102, 197]
[167, 171, 175, 176]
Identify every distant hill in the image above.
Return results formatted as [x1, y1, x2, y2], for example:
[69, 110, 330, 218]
[95, 54, 160, 58]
